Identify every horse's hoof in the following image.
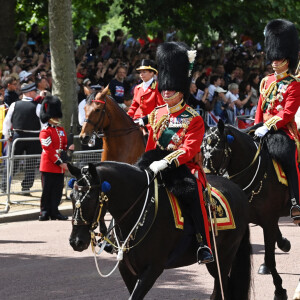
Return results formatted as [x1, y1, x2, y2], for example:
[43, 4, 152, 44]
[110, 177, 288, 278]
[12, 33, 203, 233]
[277, 237, 291, 253]
[258, 263, 271, 275]
[274, 289, 287, 300]
[293, 281, 300, 299]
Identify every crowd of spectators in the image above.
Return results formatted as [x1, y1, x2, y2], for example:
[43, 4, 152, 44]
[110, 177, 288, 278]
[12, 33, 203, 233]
[0, 23, 276, 154]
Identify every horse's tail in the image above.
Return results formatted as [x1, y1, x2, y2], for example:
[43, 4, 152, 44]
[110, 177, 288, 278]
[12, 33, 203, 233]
[228, 225, 252, 300]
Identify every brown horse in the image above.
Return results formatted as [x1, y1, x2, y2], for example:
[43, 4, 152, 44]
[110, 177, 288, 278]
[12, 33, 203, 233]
[79, 87, 145, 164]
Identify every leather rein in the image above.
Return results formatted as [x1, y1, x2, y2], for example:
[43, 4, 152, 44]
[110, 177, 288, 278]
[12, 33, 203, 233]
[72, 168, 158, 252]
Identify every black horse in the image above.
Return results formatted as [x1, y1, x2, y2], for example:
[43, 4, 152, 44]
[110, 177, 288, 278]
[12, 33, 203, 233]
[68, 159, 251, 300]
[202, 121, 292, 300]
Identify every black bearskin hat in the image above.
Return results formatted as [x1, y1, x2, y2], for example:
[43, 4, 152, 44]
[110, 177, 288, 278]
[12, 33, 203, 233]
[264, 19, 299, 70]
[40, 95, 63, 123]
[156, 42, 192, 100]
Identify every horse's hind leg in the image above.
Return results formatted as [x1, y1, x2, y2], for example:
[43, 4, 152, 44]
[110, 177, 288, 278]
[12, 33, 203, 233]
[129, 265, 163, 300]
[259, 224, 291, 275]
[119, 261, 138, 294]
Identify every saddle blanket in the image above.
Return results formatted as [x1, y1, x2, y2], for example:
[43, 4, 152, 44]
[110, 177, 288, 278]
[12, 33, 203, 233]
[272, 160, 288, 186]
[166, 186, 236, 231]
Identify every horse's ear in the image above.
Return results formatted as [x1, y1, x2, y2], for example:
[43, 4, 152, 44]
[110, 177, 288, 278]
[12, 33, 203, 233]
[88, 163, 99, 181]
[68, 163, 81, 178]
[100, 85, 110, 100]
[217, 119, 225, 134]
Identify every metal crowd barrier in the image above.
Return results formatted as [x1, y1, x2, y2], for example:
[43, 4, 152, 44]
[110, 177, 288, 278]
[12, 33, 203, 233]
[0, 135, 103, 214]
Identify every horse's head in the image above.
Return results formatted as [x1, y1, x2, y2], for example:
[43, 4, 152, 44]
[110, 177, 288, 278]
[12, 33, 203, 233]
[202, 120, 234, 175]
[80, 87, 110, 145]
[68, 163, 103, 252]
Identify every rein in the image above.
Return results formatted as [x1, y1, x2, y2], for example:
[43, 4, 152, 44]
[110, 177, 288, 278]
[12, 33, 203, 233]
[229, 141, 262, 180]
[99, 170, 157, 240]
[76, 169, 159, 278]
[84, 97, 140, 138]
[204, 129, 266, 194]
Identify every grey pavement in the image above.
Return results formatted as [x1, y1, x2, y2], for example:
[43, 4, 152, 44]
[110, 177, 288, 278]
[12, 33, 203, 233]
[0, 201, 73, 223]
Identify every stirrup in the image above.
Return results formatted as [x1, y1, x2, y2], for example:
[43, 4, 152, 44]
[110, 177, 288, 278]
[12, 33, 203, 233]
[197, 245, 214, 264]
[290, 204, 300, 222]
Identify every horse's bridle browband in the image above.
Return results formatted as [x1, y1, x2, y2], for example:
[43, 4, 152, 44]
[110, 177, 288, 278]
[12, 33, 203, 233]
[84, 96, 140, 138]
[83, 98, 107, 136]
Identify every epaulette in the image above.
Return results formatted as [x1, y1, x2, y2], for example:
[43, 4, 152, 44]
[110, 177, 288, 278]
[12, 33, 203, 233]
[136, 83, 143, 88]
[150, 81, 157, 89]
[259, 75, 273, 94]
[290, 75, 300, 82]
[186, 105, 199, 117]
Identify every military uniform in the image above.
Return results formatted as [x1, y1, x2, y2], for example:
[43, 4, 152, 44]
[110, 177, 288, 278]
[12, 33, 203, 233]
[39, 124, 68, 218]
[38, 95, 70, 221]
[128, 80, 164, 119]
[145, 100, 211, 248]
[256, 71, 300, 214]
[256, 72, 300, 140]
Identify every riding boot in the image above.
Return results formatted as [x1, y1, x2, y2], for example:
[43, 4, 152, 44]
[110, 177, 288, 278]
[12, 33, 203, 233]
[189, 194, 214, 264]
[196, 233, 214, 264]
[285, 159, 300, 224]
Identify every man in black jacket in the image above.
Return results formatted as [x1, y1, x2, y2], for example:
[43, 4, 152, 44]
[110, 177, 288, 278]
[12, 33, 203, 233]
[2, 83, 43, 194]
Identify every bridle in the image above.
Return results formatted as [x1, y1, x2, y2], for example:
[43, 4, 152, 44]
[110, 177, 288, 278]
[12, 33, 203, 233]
[203, 128, 265, 194]
[83, 96, 140, 138]
[72, 167, 158, 251]
[203, 128, 232, 176]
[72, 168, 103, 229]
[83, 98, 107, 139]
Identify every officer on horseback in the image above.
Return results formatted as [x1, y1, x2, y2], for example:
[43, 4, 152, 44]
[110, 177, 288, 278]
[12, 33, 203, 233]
[137, 42, 214, 264]
[254, 19, 300, 224]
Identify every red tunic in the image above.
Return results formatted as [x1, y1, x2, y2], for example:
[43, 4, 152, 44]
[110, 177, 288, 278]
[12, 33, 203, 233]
[39, 124, 67, 173]
[255, 72, 300, 140]
[127, 80, 164, 119]
[146, 101, 210, 247]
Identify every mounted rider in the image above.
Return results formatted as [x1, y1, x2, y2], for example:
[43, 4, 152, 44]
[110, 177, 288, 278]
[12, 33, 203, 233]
[137, 42, 214, 264]
[254, 19, 300, 223]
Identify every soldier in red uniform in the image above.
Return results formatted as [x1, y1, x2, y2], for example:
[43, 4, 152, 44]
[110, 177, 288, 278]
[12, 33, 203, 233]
[127, 59, 164, 121]
[39, 95, 74, 221]
[138, 42, 213, 264]
[254, 19, 300, 223]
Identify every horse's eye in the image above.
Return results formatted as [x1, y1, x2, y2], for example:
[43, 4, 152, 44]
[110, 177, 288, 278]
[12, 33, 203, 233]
[95, 108, 101, 112]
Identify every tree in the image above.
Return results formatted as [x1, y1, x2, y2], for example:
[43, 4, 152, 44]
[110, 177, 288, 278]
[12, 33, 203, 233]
[120, 0, 300, 45]
[48, 0, 77, 133]
[0, 0, 16, 57]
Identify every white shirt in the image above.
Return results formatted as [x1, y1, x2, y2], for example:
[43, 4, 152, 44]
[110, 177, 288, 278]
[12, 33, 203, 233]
[142, 78, 154, 92]
[225, 91, 239, 103]
[2, 96, 43, 137]
[78, 99, 86, 126]
[207, 84, 216, 102]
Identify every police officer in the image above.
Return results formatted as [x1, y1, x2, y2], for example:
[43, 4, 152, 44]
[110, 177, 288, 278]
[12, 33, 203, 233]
[3, 82, 43, 194]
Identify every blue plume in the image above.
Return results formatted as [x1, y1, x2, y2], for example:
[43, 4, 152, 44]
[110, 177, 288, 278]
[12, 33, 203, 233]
[68, 178, 76, 188]
[102, 181, 111, 193]
[227, 134, 234, 144]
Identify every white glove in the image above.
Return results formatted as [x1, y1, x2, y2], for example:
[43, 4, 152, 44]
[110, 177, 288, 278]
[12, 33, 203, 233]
[149, 160, 168, 175]
[134, 118, 144, 127]
[254, 125, 269, 137]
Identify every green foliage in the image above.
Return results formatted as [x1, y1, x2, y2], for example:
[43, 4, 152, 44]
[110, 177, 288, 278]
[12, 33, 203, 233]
[14, 0, 300, 47]
[15, 1, 48, 35]
[120, 0, 300, 45]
